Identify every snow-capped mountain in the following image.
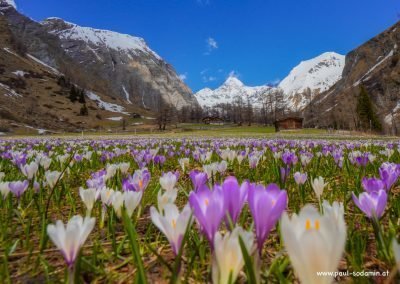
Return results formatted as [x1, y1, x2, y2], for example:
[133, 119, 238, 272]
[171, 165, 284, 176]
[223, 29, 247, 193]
[195, 52, 345, 111]
[43, 17, 162, 61]
[195, 76, 274, 108]
[279, 52, 345, 110]
[0, 0, 16, 9]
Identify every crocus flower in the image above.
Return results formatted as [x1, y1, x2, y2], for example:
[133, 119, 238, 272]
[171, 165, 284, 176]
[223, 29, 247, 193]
[79, 188, 97, 216]
[159, 171, 178, 191]
[311, 176, 327, 200]
[294, 172, 307, 185]
[111, 191, 124, 217]
[189, 170, 208, 191]
[281, 204, 346, 284]
[221, 176, 249, 226]
[9, 180, 29, 199]
[361, 177, 385, 193]
[248, 183, 287, 251]
[124, 190, 143, 217]
[157, 188, 178, 213]
[352, 190, 387, 219]
[178, 158, 190, 172]
[20, 162, 39, 180]
[123, 168, 150, 191]
[45, 171, 62, 188]
[0, 182, 10, 199]
[150, 203, 192, 255]
[189, 185, 224, 247]
[212, 227, 255, 284]
[47, 215, 95, 268]
[0, 172, 4, 181]
[379, 162, 400, 190]
[393, 238, 400, 272]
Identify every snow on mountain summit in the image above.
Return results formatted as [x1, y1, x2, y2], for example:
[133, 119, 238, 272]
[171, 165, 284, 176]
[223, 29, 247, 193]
[194, 75, 273, 108]
[41, 17, 161, 60]
[0, 0, 17, 9]
[195, 52, 345, 111]
[279, 52, 345, 109]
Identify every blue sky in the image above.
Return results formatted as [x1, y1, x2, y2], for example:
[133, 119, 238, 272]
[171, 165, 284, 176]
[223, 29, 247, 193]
[15, 0, 400, 92]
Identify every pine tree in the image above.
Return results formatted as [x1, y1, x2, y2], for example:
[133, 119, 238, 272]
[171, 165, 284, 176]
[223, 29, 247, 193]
[356, 85, 381, 131]
[78, 89, 86, 104]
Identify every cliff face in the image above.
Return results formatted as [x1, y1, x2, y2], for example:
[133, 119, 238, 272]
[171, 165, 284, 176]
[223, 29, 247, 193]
[305, 21, 400, 134]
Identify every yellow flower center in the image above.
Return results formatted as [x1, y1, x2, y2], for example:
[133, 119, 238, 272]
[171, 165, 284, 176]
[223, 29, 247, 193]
[139, 180, 143, 189]
[171, 219, 176, 229]
[305, 219, 320, 230]
[204, 198, 209, 206]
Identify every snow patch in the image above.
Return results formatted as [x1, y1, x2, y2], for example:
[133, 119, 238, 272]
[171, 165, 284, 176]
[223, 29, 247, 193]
[354, 49, 394, 87]
[12, 70, 28, 77]
[0, 83, 22, 98]
[27, 54, 61, 75]
[122, 86, 132, 104]
[107, 116, 123, 121]
[86, 91, 129, 115]
[384, 101, 400, 125]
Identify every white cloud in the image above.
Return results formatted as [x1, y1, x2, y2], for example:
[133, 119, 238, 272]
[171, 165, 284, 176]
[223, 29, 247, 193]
[202, 76, 217, 82]
[207, 37, 218, 49]
[178, 73, 188, 81]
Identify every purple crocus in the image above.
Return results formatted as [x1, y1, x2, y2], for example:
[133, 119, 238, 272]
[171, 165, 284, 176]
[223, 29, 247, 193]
[123, 168, 150, 191]
[282, 151, 298, 166]
[221, 176, 249, 227]
[9, 180, 29, 199]
[189, 184, 224, 247]
[379, 162, 400, 191]
[189, 170, 208, 191]
[293, 172, 307, 185]
[361, 177, 385, 193]
[352, 190, 387, 219]
[248, 183, 287, 252]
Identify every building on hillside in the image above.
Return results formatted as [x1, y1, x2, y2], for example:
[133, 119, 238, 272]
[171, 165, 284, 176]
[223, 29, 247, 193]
[275, 117, 303, 131]
[202, 116, 224, 125]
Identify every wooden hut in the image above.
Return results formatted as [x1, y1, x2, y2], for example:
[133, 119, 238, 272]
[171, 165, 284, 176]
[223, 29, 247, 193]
[275, 117, 303, 131]
[202, 116, 224, 125]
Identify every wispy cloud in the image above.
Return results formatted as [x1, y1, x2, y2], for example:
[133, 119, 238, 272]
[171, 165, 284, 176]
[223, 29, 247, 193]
[228, 70, 240, 79]
[202, 75, 217, 82]
[204, 37, 218, 55]
[178, 73, 188, 81]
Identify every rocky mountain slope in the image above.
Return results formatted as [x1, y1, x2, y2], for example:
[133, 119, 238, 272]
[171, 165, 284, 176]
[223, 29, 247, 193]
[305, 21, 400, 134]
[0, 1, 197, 119]
[195, 52, 345, 111]
[0, 12, 143, 134]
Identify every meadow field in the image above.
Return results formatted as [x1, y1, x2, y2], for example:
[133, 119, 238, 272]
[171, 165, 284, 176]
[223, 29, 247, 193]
[0, 130, 399, 283]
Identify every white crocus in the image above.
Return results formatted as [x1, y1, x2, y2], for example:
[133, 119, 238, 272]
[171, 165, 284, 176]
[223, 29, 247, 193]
[157, 188, 178, 212]
[281, 204, 346, 284]
[20, 162, 39, 180]
[123, 190, 142, 217]
[79, 188, 97, 216]
[178, 158, 190, 172]
[105, 164, 118, 180]
[47, 215, 95, 268]
[393, 238, 400, 272]
[212, 226, 255, 284]
[0, 172, 5, 181]
[0, 182, 10, 199]
[45, 171, 62, 188]
[159, 172, 178, 191]
[311, 176, 327, 200]
[150, 203, 192, 255]
[118, 162, 130, 175]
[111, 191, 124, 218]
[100, 187, 115, 206]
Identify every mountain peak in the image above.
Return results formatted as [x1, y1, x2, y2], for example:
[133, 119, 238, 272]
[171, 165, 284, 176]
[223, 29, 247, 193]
[223, 75, 244, 87]
[278, 51, 345, 109]
[0, 0, 17, 9]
